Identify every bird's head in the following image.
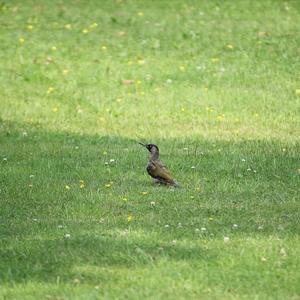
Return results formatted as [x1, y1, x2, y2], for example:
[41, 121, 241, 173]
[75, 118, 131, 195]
[139, 142, 159, 154]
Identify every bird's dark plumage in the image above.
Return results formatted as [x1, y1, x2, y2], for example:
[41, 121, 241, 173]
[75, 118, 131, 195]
[139, 143, 179, 187]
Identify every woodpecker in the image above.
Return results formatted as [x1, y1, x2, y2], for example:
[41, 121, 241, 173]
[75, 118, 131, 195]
[139, 143, 179, 187]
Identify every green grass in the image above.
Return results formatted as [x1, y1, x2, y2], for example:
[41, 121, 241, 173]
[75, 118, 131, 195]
[0, 0, 300, 299]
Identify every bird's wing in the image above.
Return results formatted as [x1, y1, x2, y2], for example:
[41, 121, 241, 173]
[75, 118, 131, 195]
[151, 160, 173, 181]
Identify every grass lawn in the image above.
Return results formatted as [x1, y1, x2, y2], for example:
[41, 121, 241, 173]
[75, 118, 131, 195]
[1, 0, 300, 299]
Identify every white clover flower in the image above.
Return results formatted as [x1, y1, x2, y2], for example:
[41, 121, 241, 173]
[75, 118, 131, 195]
[178, 222, 182, 228]
[195, 228, 200, 233]
[232, 224, 238, 229]
[22, 131, 28, 137]
[64, 233, 71, 239]
[150, 201, 156, 207]
[171, 240, 177, 245]
[164, 224, 169, 228]
[241, 158, 246, 162]
[191, 166, 196, 169]
[201, 227, 206, 232]
[109, 159, 115, 163]
[58, 225, 63, 229]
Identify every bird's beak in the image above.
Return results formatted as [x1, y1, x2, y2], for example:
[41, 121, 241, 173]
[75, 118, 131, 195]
[138, 142, 146, 147]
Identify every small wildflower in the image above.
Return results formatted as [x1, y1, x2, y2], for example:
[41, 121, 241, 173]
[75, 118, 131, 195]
[19, 37, 25, 44]
[195, 187, 201, 191]
[208, 217, 213, 221]
[150, 201, 156, 207]
[52, 107, 58, 112]
[64, 24, 72, 30]
[195, 228, 200, 233]
[223, 236, 230, 243]
[82, 29, 89, 34]
[140, 91, 145, 96]
[258, 225, 264, 230]
[122, 197, 128, 201]
[89, 23, 98, 29]
[178, 222, 182, 228]
[232, 224, 238, 229]
[166, 79, 172, 84]
[80, 183, 85, 189]
[297, 168, 300, 173]
[295, 89, 300, 95]
[103, 151, 107, 155]
[58, 225, 63, 229]
[241, 158, 246, 162]
[75, 146, 79, 150]
[136, 80, 142, 85]
[179, 65, 185, 71]
[137, 59, 145, 65]
[104, 162, 109, 165]
[282, 148, 286, 152]
[28, 184, 33, 188]
[137, 12, 144, 16]
[127, 60, 133, 65]
[22, 131, 28, 137]
[127, 92, 132, 96]
[101, 46, 107, 51]
[181, 107, 185, 112]
[201, 227, 206, 232]
[47, 87, 54, 94]
[33, 218, 38, 222]
[109, 159, 115, 163]
[164, 224, 169, 228]
[127, 214, 133, 222]
[171, 240, 177, 245]
[63, 69, 69, 75]
[227, 44, 234, 49]
[27, 24, 33, 31]
[141, 191, 148, 195]
[29, 174, 35, 179]
[191, 166, 196, 169]
[190, 196, 194, 199]
[65, 185, 71, 190]
[3, 157, 7, 162]
[64, 233, 71, 239]
[51, 46, 57, 51]
[105, 183, 111, 188]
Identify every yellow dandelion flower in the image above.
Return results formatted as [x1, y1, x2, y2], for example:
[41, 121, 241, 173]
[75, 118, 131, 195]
[254, 113, 259, 117]
[47, 87, 54, 94]
[141, 191, 148, 195]
[64, 24, 72, 30]
[89, 23, 98, 29]
[65, 185, 71, 190]
[63, 69, 69, 75]
[101, 46, 107, 51]
[52, 107, 58, 112]
[136, 80, 142, 85]
[179, 65, 185, 71]
[19, 37, 25, 44]
[105, 183, 111, 188]
[295, 89, 300, 94]
[80, 183, 85, 189]
[297, 168, 300, 173]
[27, 24, 33, 31]
[137, 59, 145, 65]
[79, 180, 84, 184]
[51, 46, 57, 51]
[217, 115, 224, 121]
[127, 214, 133, 222]
[140, 91, 145, 96]
[116, 98, 122, 103]
[227, 44, 234, 49]
[127, 92, 132, 96]
[137, 12, 144, 16]
[122, 197, 128, 201]
[208, 217, 214, 221]
[181, 108, 185, 112]
[127, 60, 133, 65]
[82, 29, 89, 34]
